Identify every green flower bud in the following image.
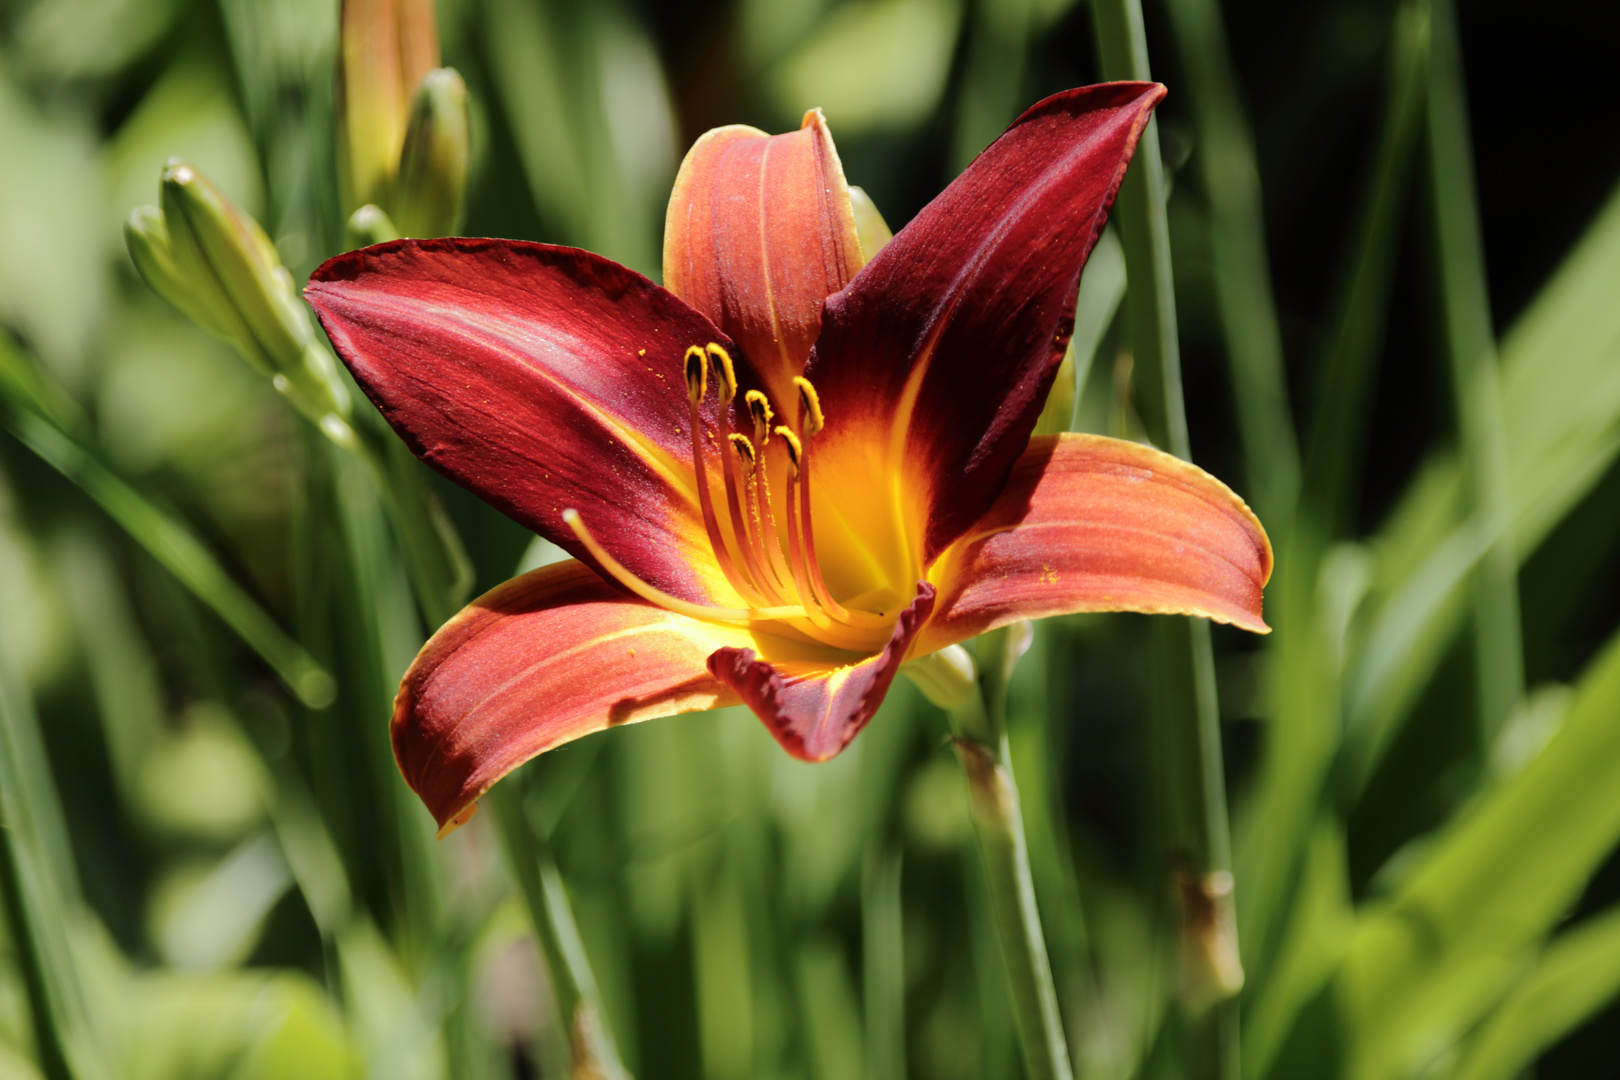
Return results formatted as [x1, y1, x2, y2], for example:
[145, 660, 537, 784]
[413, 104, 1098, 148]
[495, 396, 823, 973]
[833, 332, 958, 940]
[126, 161, 353, 434]
[160, 160, 311, 371]
[346, 204, 402, 250]
[391, 67, 470, 238]
[849, 185, 894, 264]
[338, 0, 441, 217]
[125, 204, 268, 373]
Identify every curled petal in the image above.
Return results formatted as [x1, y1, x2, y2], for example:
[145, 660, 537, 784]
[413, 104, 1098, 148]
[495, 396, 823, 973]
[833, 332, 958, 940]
[708, 583, 935, 761]
[918, 435, 1272, 654]
[807, 83, 1165, 563]
[664, 109, 865, 407]
[307, 238, 743, 607]
[394, 560, 750, 834]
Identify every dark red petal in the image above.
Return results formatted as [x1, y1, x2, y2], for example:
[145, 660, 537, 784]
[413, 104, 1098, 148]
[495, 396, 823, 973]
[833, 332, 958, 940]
[917, 435, 1272, 655]
[307, 238, 742, 605]
[394, 560, 749, 833]
[663, 110, 865, 409]
[806, 83, 1166, 562]
[707, 583, 935, 761]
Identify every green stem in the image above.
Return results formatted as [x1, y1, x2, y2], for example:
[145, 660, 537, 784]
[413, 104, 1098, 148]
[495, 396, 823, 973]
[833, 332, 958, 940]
[1301, 1, 1431, 535]
[950, 628, 1073, 1080]
[0, 636, 93, 1080]
[352, 422, 472, 631]
[1238, 0, 1431, 987]
[862, 842, 907, 1080]
[1090, 2, 1242, 1073]
[1423, 0, 1523, 743]
[488, 784, 631, 1080]
[1161, 0, 1300, 530]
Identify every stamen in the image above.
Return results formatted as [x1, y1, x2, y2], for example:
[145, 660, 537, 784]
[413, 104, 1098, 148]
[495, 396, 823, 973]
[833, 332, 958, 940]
[686, 346, 765, 605]
[793, 376, 825, 435]
[748, 432, 797, 593]
[718, 426, 781, 602]
[707, 343, 737, 403]
[683, 345, 707, 404]
[776, 426, 802, 476]
[563, 509, 754, 622]
[730, 433, 794, 599]
[745, 390, 774, 446]
[791, 423, 889, 630]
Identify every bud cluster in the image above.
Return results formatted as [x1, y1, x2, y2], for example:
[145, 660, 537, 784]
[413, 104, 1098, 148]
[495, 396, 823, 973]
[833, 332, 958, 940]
[125, 162, 358, 450]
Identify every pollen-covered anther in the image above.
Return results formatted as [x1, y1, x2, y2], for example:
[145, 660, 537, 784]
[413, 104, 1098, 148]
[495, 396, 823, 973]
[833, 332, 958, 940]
[792, 376, 825, 436]
[745, 390, 774, 445]
[706, 343, 737, 403]
[683, 345, 708, 404]
[729, 433, 756, 474]
[775, 426, 802, 477]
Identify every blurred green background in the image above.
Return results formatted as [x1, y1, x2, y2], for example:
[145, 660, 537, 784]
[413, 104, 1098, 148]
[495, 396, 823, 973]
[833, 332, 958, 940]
[2, 0, 1620, 1077]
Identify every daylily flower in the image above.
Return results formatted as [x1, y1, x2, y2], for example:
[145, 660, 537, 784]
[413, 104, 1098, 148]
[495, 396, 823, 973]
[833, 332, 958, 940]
[305, 83, 1273, 835]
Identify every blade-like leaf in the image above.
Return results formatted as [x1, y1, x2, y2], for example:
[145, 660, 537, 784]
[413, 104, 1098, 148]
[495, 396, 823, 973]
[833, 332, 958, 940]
[0, 395, 334, 708]
[1449, 904, 1620, 1080]
[1337, 624, 1620, 1080]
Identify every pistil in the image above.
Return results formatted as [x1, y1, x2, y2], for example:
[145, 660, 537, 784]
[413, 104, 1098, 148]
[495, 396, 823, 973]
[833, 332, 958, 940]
[562, 509, 792, 623]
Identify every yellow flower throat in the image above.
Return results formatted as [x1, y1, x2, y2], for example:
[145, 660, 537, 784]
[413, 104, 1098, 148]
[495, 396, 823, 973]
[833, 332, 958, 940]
[562, 344, 902, 653]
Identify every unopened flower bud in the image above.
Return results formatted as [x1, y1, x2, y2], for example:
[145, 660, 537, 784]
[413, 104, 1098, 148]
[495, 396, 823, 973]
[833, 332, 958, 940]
[159, 160, 312, 371]
[338, 0, 441, 216]
[127, 161, 353, 438]
[125, 204, 265, 371]
[347, 204, 402, 250]
[391, 67, 470, 238]
[849, 185, 894, 264]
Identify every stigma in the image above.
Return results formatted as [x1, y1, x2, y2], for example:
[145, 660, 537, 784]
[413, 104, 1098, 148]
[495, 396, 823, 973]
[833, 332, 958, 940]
[566, 343, 897, 652]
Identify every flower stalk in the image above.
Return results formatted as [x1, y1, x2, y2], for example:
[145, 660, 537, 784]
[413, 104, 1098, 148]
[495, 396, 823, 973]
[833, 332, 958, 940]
[949, 626, 1074, 1080]
[1092, 0, 1244, 1075]
[1424, 0, 1523, 742]
[487, 784, 631, 1080]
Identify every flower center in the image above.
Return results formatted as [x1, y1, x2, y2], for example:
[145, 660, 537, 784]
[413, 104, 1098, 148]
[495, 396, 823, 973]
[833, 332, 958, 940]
[562, 343, 899, 653]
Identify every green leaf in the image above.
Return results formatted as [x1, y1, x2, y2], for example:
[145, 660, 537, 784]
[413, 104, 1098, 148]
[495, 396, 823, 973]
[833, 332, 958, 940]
[1449, 904, 1620, 1080]
[1337, 624, 1620, 1079]
[482, 0, 671, 274]
[772, 0, 965, 136]
[0, 357, 334, 708]
[1422, 0, 1522, 742]
[0, 629, 104, 1080]
[1162, 0, 1300, 528]
[1345, 171, 1620, 786]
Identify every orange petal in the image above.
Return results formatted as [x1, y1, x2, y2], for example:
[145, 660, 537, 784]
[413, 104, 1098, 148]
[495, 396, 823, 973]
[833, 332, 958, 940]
[394, 560, 749, 834]
[918, 434, 1272, 654]
[663, 109, 864, 408]
[708, 583, 934, 762]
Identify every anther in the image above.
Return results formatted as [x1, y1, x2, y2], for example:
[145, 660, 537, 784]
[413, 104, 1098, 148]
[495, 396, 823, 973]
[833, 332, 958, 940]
[707, 343, 738, 403]
[793, 376, 825, 436]
[745, 390, 774, 445]
[729, 433, 756, 473]
[683, 345, 708, 404]
[775, 426, 802, 476]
